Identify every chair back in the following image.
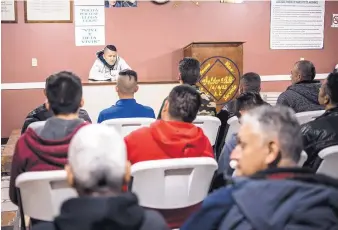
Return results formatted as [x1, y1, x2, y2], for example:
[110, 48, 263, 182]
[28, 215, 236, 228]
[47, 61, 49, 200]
[102, 118, 156, 137]
[317, 145, 338, 179]
[225, 116, 240, 143]
[193, 116, 221, 145]
[131, 157, 218, 209]
[295, 110, 325, 125]
[15, 170, 77, 221]
[298, 151, 308, 166]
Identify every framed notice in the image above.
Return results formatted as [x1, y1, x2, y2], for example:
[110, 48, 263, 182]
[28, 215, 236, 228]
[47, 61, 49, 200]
[24, 0, 73, 23]
[270, 0, 325, 50]
[1, 0, 17, 23]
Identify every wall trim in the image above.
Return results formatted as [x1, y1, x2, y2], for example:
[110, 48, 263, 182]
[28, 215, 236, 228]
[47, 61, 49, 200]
[1, 73, 328, 90]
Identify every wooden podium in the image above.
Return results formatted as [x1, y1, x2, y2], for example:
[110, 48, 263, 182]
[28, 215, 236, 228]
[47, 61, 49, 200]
[184, 42, 243, 111]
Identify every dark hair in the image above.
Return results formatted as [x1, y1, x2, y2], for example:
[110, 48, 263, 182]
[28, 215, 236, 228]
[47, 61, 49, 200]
[119, 69, 138, 82]
[46, 71, 83, 115]
[179, 57, 200, 85]
[240, 72, 261, 93]
[235, 92, 266, 118]
[167, 85, 201, 123]
[295, 60, 316, 81]
[105, 45, 117, 52]
[324, 72, 338, 105]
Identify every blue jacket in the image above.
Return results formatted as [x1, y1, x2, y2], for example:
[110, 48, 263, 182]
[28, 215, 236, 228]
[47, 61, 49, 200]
[181, 168, 338, 230]
[217, 133, 237, 177]
[97, 99, 155, 123]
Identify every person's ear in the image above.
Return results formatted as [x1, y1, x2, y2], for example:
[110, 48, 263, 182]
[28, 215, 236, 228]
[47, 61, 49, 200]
[65, 164, 75, 187]
[115, 86, 119, 93]
[161, 99, 170, 120]
[123, 161, 131, 187]
[265, 140, 280, 165]
[79, 98, 84, 108]
[134, 85, 139, 93]
[324, 94, 330, 105]
[45, 101, 50, 111]
[43, 89, 47, 97]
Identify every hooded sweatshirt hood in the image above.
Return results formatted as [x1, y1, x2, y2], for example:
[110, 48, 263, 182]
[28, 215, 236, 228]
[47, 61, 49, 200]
[96, 50, 119, 70]
[54, 193, 145, 230]
[150, 120, 211, 158]
[225, 169, 338, 229]
[24, 117, 87, 167]
[287, 80, 322, 105]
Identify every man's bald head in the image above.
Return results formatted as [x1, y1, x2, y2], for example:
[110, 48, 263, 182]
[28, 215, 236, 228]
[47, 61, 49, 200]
[117, 69, 138, 95]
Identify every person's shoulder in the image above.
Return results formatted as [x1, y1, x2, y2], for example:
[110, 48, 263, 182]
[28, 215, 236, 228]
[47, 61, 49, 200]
[99, 106, 116, 115]
[27, 104, 47, 117]
[32, 222, 55, 230]
[141, 210, 170, 230]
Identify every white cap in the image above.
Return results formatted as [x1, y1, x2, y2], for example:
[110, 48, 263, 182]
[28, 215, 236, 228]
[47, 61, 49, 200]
[68, 124, 127, 190]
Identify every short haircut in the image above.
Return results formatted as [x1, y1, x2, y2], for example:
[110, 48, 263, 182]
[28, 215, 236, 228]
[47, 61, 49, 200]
[117, 69, 138, 94]
[105, 45, 117, 52]
[46, 71, 82, 115]
[68, 124, 127, 193]
[324, 72, 338, 104]
[235, 92, 266, 118]
[179, 57, 200, 85]
[295, 60, 316, 81]
[240, 72, 261, 93]
[168, 84, 201, 123]
[241, 105, 302, 163]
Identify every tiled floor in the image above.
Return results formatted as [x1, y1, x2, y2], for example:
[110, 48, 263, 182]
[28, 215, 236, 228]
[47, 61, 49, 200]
[2, 144, 19, 229]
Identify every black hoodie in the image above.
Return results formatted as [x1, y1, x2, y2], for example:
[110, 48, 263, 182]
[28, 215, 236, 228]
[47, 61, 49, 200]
[32, 193, 169, 230]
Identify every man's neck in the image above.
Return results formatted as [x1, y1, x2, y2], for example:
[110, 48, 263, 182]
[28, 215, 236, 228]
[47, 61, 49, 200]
[325, 104, 337, 110]
[118, 94, 134, 100]
[55, 113, 79, 120]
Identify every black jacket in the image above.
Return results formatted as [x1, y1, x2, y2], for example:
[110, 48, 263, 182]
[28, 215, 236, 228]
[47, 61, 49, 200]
[21, 104, 92, 134]
[32, 193, 169, 230]
[277, 80, 324, 113]
[181, 168, 338, 230]
[301, 107, 338, 169]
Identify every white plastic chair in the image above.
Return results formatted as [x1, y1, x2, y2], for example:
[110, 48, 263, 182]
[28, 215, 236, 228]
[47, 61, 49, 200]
[15, 170, 77, 222]
[101, 118, 156, 137]
[225, 116, 240, 143]
[131, 157, 218, 209]
[317, 145, 338, 179]
[298, 151, 308, 167]
[295, 110, 325, 125]
[193, 116, 221, 145]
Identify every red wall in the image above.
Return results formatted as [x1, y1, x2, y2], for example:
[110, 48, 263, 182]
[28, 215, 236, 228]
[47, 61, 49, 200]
[1, 1, 338, 137]
[2, 1, 338, 83]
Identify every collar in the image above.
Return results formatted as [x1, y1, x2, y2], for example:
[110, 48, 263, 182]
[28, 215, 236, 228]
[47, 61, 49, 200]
[250, 167, 315, 180]
[295, 80, 320, 85]
[115, 98, 136, 106]
[320, 106, 338, 116]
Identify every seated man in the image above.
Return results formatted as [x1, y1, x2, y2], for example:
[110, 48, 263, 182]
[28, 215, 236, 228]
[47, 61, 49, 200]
[217, 92, 266, 178]
[21, 75, 91, 134]
[89, 45, 131, 81]
[277, 60, 324, 113]
[125, 84, 214, 165]
[157, 57, 216, 119]
[33, 125, 169, 230]
[223, 72, 263, 117]
[181, 106, 338, 230]
[9, 71, 89, 208]
[97, 69, 155, 123]
[301, 72, 338, 169]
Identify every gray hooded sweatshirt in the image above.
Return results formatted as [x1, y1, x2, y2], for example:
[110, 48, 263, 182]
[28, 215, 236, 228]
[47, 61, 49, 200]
[277, 80, 324, 113]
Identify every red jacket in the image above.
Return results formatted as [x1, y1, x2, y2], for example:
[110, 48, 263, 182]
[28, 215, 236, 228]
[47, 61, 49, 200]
[125, 120, 214, 165]
[9, 122, 88, 205]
